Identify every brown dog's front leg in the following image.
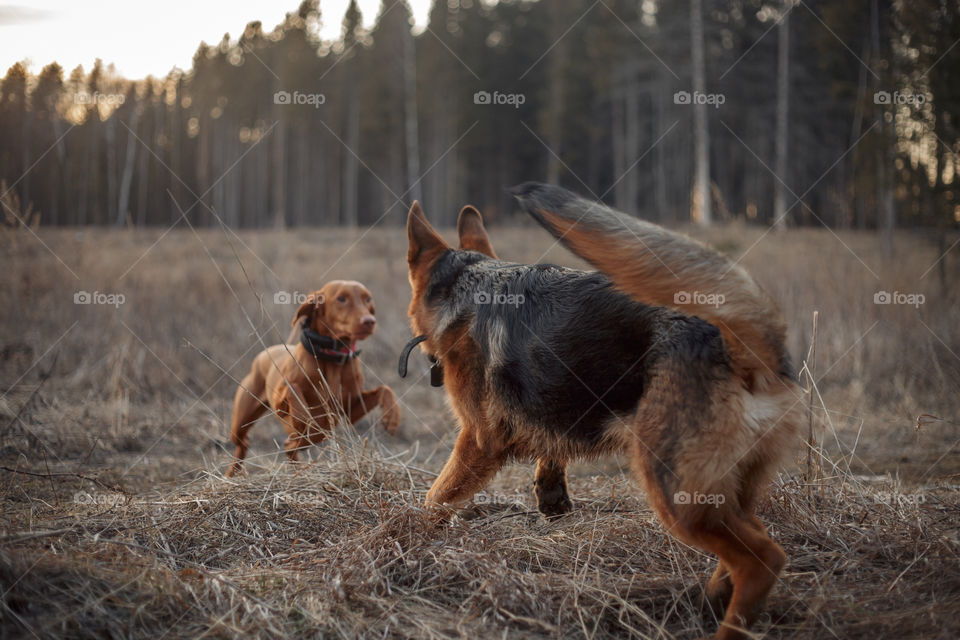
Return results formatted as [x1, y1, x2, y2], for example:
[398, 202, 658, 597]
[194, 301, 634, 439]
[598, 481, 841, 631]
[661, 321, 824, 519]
[534, 458, 573, 518]
[278, 386, 331, 463]
[348, 386, 401, 435]
[425, 428, 505, 512]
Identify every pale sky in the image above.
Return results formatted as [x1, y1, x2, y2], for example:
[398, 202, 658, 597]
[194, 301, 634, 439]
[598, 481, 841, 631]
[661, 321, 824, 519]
[0, 0, 433, 79]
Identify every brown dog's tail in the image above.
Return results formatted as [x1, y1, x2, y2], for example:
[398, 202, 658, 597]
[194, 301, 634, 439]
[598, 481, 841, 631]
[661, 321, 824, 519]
[513, 182, 789, 390]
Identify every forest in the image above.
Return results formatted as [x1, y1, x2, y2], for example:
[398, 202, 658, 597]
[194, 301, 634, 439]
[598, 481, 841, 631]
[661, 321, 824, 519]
[3, 3, 960, 638]
[2, 0, 958, 234]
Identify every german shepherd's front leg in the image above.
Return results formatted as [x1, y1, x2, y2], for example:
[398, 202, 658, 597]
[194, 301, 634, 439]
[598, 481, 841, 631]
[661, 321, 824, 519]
[425, 427, 505, 512]
[534, 458, 573, 518]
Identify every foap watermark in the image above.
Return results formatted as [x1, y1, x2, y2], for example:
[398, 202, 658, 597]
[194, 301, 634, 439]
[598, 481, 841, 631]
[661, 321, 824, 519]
[874, 491, 926, 506]
[674, 290, 725, 307]
[74, 290, 125, 308]
[673, 90, 725, 108]
[274, 90, 326, 108]
[874, 90, 925, 106]
[73, 490, 126, 506]
[873, 290, 925, 308]
[74, 91, 125, 106]
[271, 490, 323, 506]
[472, 491, 526, 508]
[473, 90, 526, 108]
[274, 291, 324, 305]
[673, 490, 726, 507]
[474, 290, 525, 308]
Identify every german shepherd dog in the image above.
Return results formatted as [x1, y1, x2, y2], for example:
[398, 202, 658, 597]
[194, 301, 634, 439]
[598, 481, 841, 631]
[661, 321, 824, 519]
[403, 184, 800, 640]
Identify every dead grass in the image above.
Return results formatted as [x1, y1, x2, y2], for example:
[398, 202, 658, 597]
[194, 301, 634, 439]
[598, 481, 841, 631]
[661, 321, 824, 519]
[3, 434, 959, 639]
[1, 223, 959, 638]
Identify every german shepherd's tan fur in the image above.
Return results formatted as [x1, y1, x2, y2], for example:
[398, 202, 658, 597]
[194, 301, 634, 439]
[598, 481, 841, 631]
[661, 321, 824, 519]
[405, 184, 801, 640]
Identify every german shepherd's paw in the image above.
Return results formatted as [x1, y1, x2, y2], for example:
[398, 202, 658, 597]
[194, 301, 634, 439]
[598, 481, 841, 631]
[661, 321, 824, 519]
[535, 486, 573, 519]
[423, 502, 459, 527]
[703, 574, 734, 620]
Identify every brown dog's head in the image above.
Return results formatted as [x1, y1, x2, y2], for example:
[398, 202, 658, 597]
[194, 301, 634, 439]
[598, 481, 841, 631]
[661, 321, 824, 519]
[406, 201, 496, 341]
[293, 280, 377, 342]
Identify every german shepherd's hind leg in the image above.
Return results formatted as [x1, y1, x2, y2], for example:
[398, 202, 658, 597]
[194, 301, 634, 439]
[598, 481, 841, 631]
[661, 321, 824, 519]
[425, 427, 506, 516]
[688, 516, 786, 640]
[704, 460, 778, 617]
[632, 446, 786, 640]
[703, 513, 776, 619]
[226, 370, 270, 477]
[534, 458, 573, 519]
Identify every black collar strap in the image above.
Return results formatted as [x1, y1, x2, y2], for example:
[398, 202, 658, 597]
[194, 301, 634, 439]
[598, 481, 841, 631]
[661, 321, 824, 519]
[300, 325, 360, 364]
[398, 334, 443, 387]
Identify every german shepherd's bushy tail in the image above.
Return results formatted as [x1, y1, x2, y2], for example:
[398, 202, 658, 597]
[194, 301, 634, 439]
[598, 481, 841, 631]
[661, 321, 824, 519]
[513, 182, 789, 391]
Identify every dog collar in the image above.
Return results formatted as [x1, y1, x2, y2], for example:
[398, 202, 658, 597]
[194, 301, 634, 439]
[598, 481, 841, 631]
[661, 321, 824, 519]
[398, 335, 443, 387]
[300, 325, 360, 364]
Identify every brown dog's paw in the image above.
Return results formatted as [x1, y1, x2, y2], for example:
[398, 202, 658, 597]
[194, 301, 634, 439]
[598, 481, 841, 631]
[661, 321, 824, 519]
[380, 387, 401, 435]
[382, 410, 401, 435]
[225, 462, 245, 478]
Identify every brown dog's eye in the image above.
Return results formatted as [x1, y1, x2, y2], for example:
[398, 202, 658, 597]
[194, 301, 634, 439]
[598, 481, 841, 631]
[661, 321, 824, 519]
[364, 297, 372, 304]
[337, 295, 347, 303]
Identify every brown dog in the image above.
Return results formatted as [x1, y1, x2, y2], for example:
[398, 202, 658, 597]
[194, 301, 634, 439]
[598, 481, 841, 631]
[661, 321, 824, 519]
[403, 185, 801, 640]
[226, 280, 401, 477]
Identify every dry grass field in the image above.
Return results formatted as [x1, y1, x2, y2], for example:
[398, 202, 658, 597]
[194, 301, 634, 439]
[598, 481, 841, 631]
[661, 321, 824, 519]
[2, 221, 959, 638]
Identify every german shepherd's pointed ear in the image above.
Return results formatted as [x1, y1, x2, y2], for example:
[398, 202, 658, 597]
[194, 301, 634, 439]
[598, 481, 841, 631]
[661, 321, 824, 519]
[457, 206, 497, 258]
[407, 201, 449, 264]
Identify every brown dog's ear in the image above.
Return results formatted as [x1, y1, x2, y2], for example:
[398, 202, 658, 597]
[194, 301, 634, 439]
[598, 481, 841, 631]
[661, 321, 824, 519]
[457, 206, 497, 258]
[407, 201, 448, 263]
[292, 294, 324, 327]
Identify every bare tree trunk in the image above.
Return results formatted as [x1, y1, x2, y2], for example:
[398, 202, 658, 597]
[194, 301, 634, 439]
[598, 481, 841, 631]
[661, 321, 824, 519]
[117, 107, 139, 226]
[871, 0, 895, 255]
[78, 128, 90, 225]
[612, 85, 626, 209]
[106, 117, 118, 225]
[624, 82, 640, 214]
[327, 121, 340, 225]
[773, 0, 790, 231]
[426, 107, 447, 220]
[52, 113, 67, 225]
[297, 124, 308, 225]
[342, 86, 359, 227]
[403, 23, 422, 205]
[544, 7, 572, 185]
[136, 108, 150, 225]
[842, 39, 869, 230]
[197, 115, 211, 219]
[655, 82, 669, 221]
[690, 0, 711, 226]
[212, 118, 224, 226]
[545, 65, 566, 184]
[272, 118, 287, 229]
[170, 83, 182, 225]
